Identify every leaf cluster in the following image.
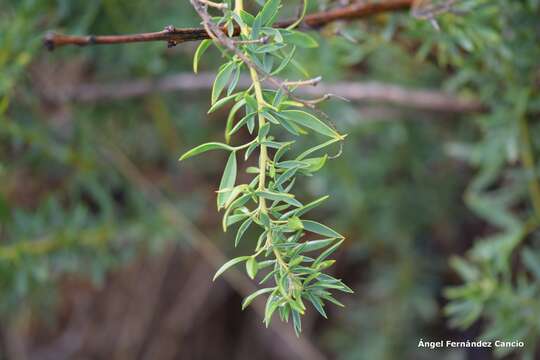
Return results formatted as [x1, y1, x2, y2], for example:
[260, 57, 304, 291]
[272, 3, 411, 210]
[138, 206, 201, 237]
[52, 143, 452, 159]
[181, 0, 350, 334]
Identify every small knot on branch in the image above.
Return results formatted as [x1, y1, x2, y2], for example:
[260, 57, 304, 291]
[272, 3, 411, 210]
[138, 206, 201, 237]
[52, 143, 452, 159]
[164, 25, 180, 47]
[43, 32, 56, 51]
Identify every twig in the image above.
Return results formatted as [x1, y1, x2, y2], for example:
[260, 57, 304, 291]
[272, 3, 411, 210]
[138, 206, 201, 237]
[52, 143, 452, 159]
[188, 0, 322, 111]
[411, 0, 457, 19]
[43, 0, 413, 50]
[198, 0, 228, 9]
[233, 36, 269, 45]
[42, 72, 485, 113]
[283, 76, 323, 87]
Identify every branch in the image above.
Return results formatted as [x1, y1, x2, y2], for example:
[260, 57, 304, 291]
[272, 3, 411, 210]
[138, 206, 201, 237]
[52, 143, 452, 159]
[43, 0, 413, 50]
[43, 72, 485, 113]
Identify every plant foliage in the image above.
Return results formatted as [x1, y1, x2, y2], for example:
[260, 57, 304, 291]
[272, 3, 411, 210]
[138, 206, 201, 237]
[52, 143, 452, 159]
[180, 0, 351, 334]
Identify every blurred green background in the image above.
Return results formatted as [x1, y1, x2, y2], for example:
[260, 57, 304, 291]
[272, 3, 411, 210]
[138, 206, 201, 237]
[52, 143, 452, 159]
[1, 0, 540, 359]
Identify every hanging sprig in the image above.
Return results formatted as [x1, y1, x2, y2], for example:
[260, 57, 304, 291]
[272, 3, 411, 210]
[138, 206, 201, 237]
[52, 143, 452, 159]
[181, 0, 351, 335]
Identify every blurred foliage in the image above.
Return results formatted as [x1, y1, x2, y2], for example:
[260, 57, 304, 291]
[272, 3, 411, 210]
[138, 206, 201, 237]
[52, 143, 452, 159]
[1, 0, 539, 359]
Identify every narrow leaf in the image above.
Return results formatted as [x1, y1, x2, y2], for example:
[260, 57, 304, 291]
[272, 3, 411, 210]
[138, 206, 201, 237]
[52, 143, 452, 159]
[226, 100, 245, 143]
[302, 238, 336, 252]
[256, 190, 302, 207]
[235, 218, 253, 247]
[213, 256, 250, 281]
[281, 110, 341, 138]
[217, 152, 237, 209]
[281, 30, 318, 48]
[281, 195, 329, 219]
[193, 39, 212, 73]
[313, 239, 344, 267]
[302, 220, 344, 239]
[179, 142, 234, 161]
[242, 287, 276, 310]
[257, 0, 281, 26]
[212, 62, 235, 104]
[246, 257, 259, 279]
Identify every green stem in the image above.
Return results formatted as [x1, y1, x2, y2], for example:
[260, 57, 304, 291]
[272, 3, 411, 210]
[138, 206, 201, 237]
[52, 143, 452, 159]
[233, 138, 256, 151]
[251, 68, 268, 204]
[235, 0, 290, 284]
[234, 0, 243, 12]
[235, 0, 267, 213]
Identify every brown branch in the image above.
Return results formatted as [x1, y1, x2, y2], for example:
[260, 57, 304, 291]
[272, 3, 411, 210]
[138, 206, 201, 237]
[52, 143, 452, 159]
[43, 0, 413, 50]
[43, 72, 485, 113]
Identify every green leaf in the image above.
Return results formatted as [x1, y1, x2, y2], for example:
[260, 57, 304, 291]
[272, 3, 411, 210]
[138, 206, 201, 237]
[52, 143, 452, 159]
[320, 293, 344, 307]
[246, 256, 259, 279]
[263, 53, 276, 72]
[275, 168, 297, 188]
[258, 122, 271, 142]
[251, 11, 263, 39]
[212, 62, 235, 104]
[280, 30, 318, 48]
[223, 185, 245, 209]
[255, 190, 302, 207]
[256, 0, 281, 26]
[289, 255, 304, 267]
[271, 47, 296, 75]
[228, 112, 256, 137]
[242, 287, 276, 310]
[297, 137, 342, 161]
[306, 293, 327, 318]
[275, 160, 308, 169]
[217, 152, 237, 209]
[208, 93, 238, 114]
[302, 155, 327, 173]
[286, 0, 307, 30]
[302, 220, 344, 239]
[281, 195, 329, 219]
[225, 213, 249, 227]
[253, 43, 286, 54]
[286, 216, 304, 231]
[226, 99, 245, 143]
[179, 142, 234, 161]
[227, 65, 241, 95]
[259, 269, 277, 285]
[289, 297, 305, 315]
[263, 293, 280, 327]
[302, 238, 336, 252]
[274, 141, 295, 163]
[226, 199, 251, 229]
[316, 259, 336, 270]
[213, 256, 250, 281]
[193, 39, 212, 73]
[235, 218, 253, 247]
[239, 10, 255, 26]
[313, 239, 344, 267]
[244, 94, 258, 110]
[272, 112, 301, 135]
[280, 110, 341, 138]
[245, 142, 259, 160]
[292, 309, 302, 336]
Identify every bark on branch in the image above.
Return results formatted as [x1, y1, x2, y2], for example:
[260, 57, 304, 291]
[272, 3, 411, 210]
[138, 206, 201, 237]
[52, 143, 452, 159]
[43, 72, 485, 113]
[43, 0, 413, 50]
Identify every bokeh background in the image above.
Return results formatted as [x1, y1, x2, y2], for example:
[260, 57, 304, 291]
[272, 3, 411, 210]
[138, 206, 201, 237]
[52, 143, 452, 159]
[2, 1, 539, 359]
